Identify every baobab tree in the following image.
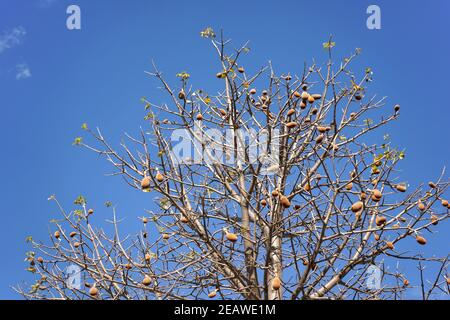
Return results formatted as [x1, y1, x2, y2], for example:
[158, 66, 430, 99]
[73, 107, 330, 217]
[17, 29, 450, 300]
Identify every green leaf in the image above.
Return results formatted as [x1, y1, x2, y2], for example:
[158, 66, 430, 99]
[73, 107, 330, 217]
[105, 201, 113, 207]
[72, 137, 82, 146]
[176, 71, 190, 80]
[25, 236, 33, 243]
[323, 41, 336, 49]
[200, 27, 215, 39]
[74, 195, 86, 206]
[81, 123, 88, 130]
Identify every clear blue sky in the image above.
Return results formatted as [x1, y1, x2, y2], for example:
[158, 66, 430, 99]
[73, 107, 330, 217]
[0, 0, 449, 299]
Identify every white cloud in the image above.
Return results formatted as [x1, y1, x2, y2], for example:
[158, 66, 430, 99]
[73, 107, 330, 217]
[0, 26, 26, 54]
[15, 63, 32, 80]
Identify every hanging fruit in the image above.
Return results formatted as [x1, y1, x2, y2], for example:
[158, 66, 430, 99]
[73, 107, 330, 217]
[178, 89, 186, 100]
[417, 201, 426, 211]
[351, 201, 363, 213]
[280, 196, 291, 208]
[89, 286, 99, 297]
[416, 236, 427, 245]
[141, 176, 151, 190]
[155, 172, 164, 183]
[272, 276, 281, 290]
[142, 275, 152, 286]
[286, 122, 298, 129]
[376, 215, 387, 226]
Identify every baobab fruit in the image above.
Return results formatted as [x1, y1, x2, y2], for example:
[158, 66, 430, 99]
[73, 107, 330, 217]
[125, 263, 132, 270]
[143, 232, 148, 238]
[262, 90, 268, 96]
[272, 189, 279, 197]
[396, 184, 407, 192]
[446, 277, 450, 285]
[141, 176, 151, 190]
[162, 233, 170, 240]
[372, 189, 382, 199]
[293, 91, 301, 98]
[54, 231, 60, 239]
[180, 215, 189, 223]
[142, 275, 152, 286]
[351, 201, 363, 213]
[196, 113, 203, 121]
[226, 232, 238, 243]
[219, 108, 227, 116]
[311, 108, 318, 115]
[178, 89, 186, 100]
[155, 172, 164, 183]
[238, 66, 245, 73]
[294, 204, 301, 210]
[89, 286, 99, 297]
[272, 276, 281, 290]
[376, 215, 387, 226]
[301, 91, 309, 100]
[249, 88, 257, 95]
[307, 95, 315, 104]
[374, 233, 380, 241]
[284, 75, 292, 81]
[431, 215, 439, 225]
[85, 282, 91, 288]
[317, 126, 327, 133]
[74, 242, 81, 248]
[349, 112, 357, 119]
[371, 190, 382, 202]
[360, 192, 367, 200]
[302, 84, 308, 91]
[355, 94, 362, 101]
[286, 122, 298, 129]
[69, 231, 77, 238]
[37, 257, 44, 264]
[441, 199, 449, 207]
[287, 109, 295, 116]
[315, 134, 324, 144]
[416, 236, 427, 245]
[345, 182, 353, 191]
[311, 94, 322, 100]
[418, 201, 426, 211]
[403, 279, 409, 286]
[394, 104, 400, 112]
[304, 117, 311, 123]
[280, 196, 291, 208]
[386, 241, 394, 250]
[88, 209, 94, 215]
[260, 199, 267, 207]
[145, 253, 151, 262]
[428, 181, 436, 188]
[300, 101, 307, 109]
[208, 290, 217, 298]
[303, 183, 311, 192]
